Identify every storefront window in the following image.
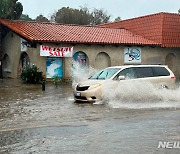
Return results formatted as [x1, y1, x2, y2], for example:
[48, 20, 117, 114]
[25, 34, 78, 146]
[46, 57, 63, 78]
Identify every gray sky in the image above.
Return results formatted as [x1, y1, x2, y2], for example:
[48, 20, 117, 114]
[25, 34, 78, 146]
[18, 0, 180, 20]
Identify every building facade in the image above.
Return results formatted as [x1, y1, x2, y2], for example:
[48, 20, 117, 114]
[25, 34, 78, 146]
[0, 12, 180, 80]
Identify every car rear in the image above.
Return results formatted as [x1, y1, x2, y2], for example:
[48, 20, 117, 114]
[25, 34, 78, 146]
[162, 66, 176, 89]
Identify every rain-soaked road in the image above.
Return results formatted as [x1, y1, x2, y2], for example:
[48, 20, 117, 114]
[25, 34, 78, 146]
[0, 79, 180, 154]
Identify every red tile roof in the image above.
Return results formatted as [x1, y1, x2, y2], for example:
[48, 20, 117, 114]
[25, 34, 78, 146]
[100, 12, 180, 47]
[0, 19, 159, 46]
[162, 13, 180, 47]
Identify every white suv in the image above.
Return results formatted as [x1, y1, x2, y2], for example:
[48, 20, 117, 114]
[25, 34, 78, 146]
[74, 65, 176, 102]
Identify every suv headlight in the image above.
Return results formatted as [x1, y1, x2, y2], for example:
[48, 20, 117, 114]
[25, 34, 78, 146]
[89, 83, 102, 90]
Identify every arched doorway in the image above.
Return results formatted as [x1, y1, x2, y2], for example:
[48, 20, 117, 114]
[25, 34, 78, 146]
[165, 53, 176, 73]
[72, 51, 89, 71]
[2, 54, 11, 77]
[73, 51, 88, 67]
[95, 52, 111, 70]
[72, 51, 89, 82]
[19, 52, 30, 73]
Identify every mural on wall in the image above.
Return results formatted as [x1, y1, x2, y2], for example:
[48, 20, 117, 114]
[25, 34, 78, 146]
[46, 57, 63, 78]
[73, 51, 87, 66]
[124, 47, 141, 63]
[72, 52, 87, 79]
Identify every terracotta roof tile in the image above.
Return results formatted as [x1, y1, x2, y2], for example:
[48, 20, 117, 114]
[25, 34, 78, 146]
[0, 19, 159, 46]
[99, 12, 180, 47]
[162, 13, 180, 47]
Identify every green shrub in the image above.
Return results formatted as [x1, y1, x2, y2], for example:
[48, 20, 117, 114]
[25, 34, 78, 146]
[20, 65, 44, 83]
[53, 75, 61, 87]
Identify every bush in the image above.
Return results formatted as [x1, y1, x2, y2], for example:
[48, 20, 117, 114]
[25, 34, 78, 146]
[20, 65, 44, 83]
[53, 75, 61, 87]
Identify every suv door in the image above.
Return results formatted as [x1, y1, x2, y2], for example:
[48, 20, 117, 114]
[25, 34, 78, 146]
[134, 66, 171, 88]
[132, 67, 159, 86]
[113, 67, 136, 80]
[152, 67, 172, 88]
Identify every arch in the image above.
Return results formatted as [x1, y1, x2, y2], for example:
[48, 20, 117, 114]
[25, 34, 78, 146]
[72, 51, 89, 80]
[95, 52, 111, 70]
[18, 52, 30, 75]
[73, 51, 89, 66]
[2, 54, 11, 78]
[19, 52, 30, 69]
[165, 53, 176, 73]
[2, 54, 11, 72]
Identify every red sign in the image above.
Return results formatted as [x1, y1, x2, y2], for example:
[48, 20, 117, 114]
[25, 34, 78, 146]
[40, 45, 73, 57]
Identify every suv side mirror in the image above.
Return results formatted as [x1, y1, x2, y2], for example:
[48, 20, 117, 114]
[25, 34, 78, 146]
[118, 76, 125, 80]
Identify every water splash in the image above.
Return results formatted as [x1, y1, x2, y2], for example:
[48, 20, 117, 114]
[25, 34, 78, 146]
[71, 65, 180, 109]
[71, 61, 97, 88]
[107, 101, 180, 109]
[102, 80, 180, 109]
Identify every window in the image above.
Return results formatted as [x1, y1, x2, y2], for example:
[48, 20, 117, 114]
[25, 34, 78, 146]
[152, 67, 170, 76]
[90, 68, 120, 80]
[112, 66, 170, 80]
[114, 68, 135, 80]
[134, 67, 154, 78]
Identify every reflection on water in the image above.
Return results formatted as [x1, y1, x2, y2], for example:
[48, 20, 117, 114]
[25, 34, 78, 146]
[0, 79, 180, 153]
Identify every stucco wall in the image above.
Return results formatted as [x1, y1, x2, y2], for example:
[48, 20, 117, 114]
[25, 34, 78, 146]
[2, 32, 47, 78]
[73, 45, 180, 77]
[2, 32, 20, 78]
[28, 45, 46, 78]
[2, 31, 180, 79]
[142, 47, 180, 77]
[73, 44, 124, 68]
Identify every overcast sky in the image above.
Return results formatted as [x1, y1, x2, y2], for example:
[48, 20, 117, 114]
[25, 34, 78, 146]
[18, 0, 180, 20]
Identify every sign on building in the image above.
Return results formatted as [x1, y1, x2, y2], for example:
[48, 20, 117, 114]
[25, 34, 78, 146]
[124, 47, 141, 63]
[40, 45, 73, 57]
[20, 38, 27, 52]
[46, 57, 63, 78]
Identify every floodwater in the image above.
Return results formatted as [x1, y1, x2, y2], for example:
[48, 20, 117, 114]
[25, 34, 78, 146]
[0, 79, 180, 154]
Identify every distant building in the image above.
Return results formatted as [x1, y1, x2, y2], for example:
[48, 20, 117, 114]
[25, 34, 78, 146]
[0, 12, 180, 80]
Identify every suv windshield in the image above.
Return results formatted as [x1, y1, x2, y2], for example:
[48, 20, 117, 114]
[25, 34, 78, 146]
[89, 68, 121, 80]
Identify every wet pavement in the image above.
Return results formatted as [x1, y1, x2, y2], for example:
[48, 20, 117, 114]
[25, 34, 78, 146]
[0, 79, 180, 154]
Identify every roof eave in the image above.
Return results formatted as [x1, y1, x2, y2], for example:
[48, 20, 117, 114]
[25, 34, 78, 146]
[34, 39, 160, 47]
[0, 21, 34, 42]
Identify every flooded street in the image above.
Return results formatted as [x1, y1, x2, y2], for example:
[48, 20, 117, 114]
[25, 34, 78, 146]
[0, 79, 180, 154]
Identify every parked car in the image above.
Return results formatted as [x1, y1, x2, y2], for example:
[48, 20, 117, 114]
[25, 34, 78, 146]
[74, 65, 176, 102]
